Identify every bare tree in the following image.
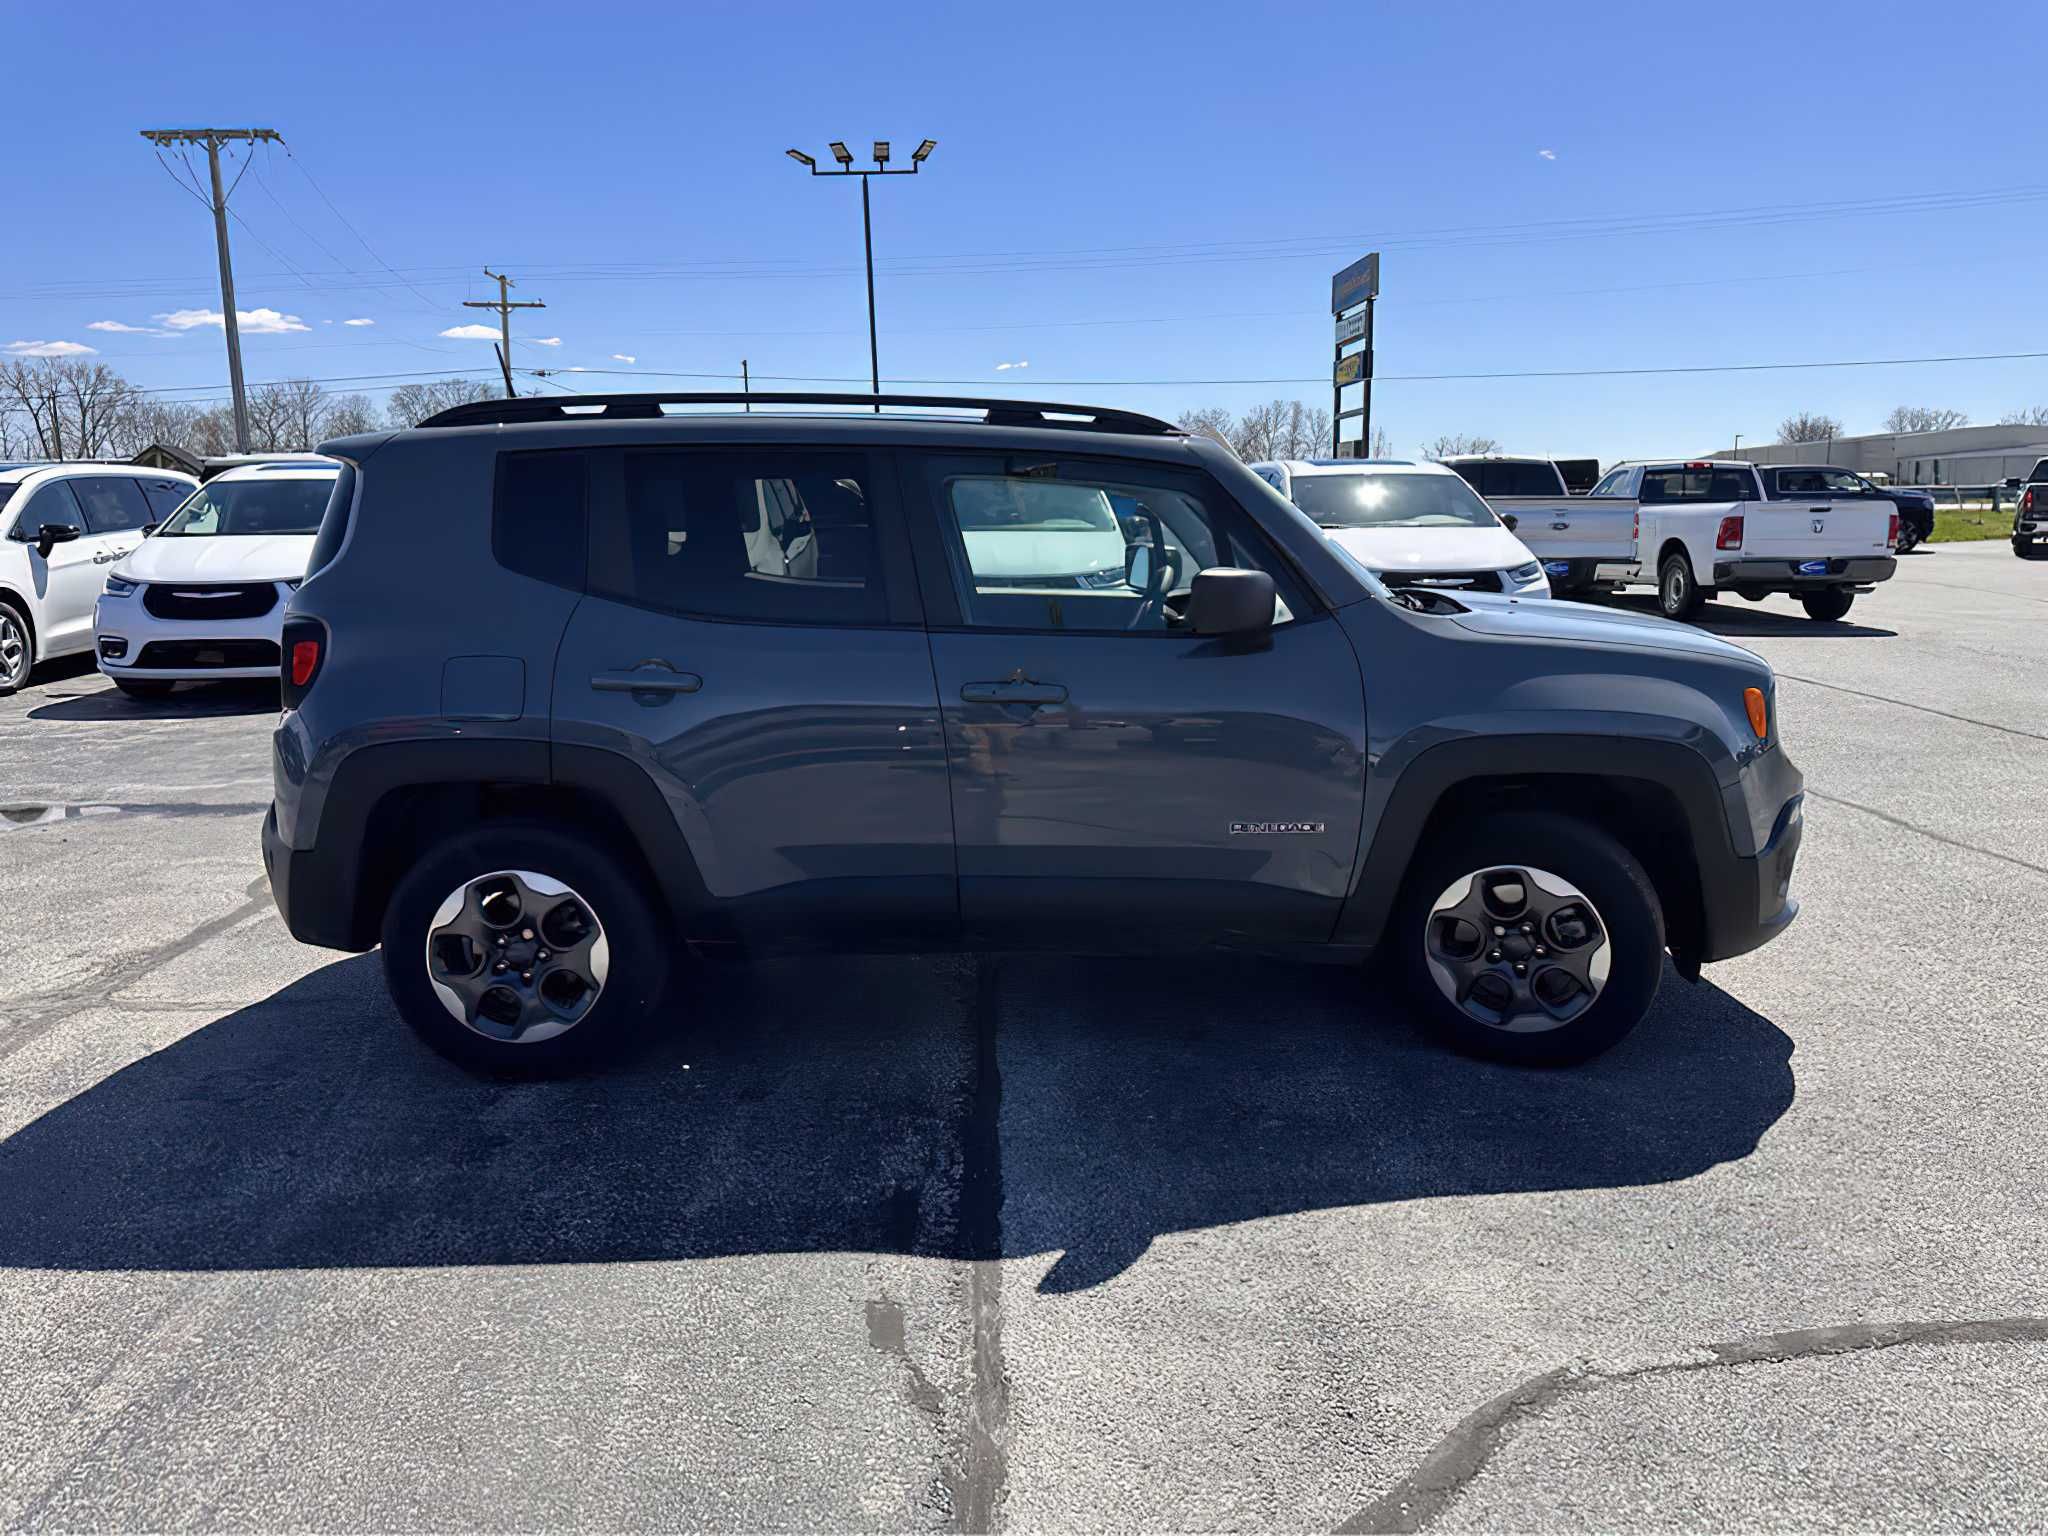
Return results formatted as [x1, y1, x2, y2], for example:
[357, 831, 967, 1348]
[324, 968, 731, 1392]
[0, 357, 142, 458]
[1423, 432, 1504, 460]
[1230, 401, 1286, 463]
[1998, 405, 2048, 428]
[322, 394, 379, 438]
[1369, 426, 1395, 458]
[1176, 406, 1235, 451]
[1777, 411, 1844, 445]
[385, 377, 496, 429]
[1884, 405, 1968, 434]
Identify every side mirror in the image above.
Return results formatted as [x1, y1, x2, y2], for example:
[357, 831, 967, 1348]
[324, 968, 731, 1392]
[141, 521, 161, 537]
[35, 522, 82, 559]
[1499, 512, 1519, 531]
[1188, 567, 1275, 638]
[1124, 542, 1152, 590]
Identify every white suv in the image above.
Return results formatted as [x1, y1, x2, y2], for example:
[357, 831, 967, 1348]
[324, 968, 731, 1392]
[1249, 458, 1550, 598]
[94, 460, 338, 698]
[0, 463, 198, 693]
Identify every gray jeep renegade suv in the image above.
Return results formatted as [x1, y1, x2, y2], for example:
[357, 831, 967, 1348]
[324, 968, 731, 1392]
[263, 393, 1803, 1073]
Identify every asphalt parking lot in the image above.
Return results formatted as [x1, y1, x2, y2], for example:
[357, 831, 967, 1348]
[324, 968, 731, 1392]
[2, 541, 2044, 1531]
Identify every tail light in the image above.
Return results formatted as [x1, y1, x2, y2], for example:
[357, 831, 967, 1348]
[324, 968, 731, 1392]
[1887, 513, 1899, 548]
[1715, 515, 1744, 550]
[1631, 510, 1639, 542]
[2024, 488, 2036, 516]
[281, 616, 326, 709]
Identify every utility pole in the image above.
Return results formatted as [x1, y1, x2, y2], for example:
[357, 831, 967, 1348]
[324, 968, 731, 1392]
[140, 127, 279, 453]
[786, 139, 936, 410]
[464, 269, 546, 398]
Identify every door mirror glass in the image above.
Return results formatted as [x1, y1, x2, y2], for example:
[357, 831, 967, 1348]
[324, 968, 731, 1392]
[36, 522, 82, 558]
[1188, 568, 1276, 637]
[1124, 542, 1152, 591]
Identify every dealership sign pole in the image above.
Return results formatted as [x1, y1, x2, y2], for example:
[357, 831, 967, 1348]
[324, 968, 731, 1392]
[1331, 252, 1379, 457]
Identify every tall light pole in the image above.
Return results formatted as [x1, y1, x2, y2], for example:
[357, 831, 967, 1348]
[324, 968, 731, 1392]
[787, 138, 935, 409]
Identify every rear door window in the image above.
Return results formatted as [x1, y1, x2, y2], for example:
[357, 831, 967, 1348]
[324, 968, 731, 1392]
[494, 450, 589, 592]
[592, 449, 886, 626]
[139, 478, 194, 519]
[1465, 462, 1564, 497]
[1589, 467, 1639, 497]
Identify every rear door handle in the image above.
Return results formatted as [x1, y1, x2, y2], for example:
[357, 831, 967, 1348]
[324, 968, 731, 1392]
[592, 664, 702, 696]
[961, 680, 1067, 705]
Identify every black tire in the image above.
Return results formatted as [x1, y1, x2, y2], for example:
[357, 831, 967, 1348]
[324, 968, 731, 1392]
[1800, 588, 1855, 622]
[1396, 811, 1665, 1067]
[113, 678, 175, 699]
[1657, 551, 1706, 620]
[0, 601, 32, 695]
[2016, 540, 2048, 561]
[380, 819, 670, 1075]
[1894, 526, 1919, 554]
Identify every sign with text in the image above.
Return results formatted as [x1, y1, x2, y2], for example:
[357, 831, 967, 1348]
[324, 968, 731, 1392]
[1335, 310, 1368, 344]
[1331, 252, 1380, 315]
[1334, 352, 1366, 386]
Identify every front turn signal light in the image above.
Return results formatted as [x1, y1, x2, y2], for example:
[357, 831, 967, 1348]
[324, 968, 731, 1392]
[1744, 686, 1769, 740]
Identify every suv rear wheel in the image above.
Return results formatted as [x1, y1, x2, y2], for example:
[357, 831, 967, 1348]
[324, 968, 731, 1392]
[1799, 588, 1855, 622]
[1657, 552, 1706, 620]
[380, 820, 668, 1074]
[1397, 811, 1665, 1065]
[0, 603, 32, 694]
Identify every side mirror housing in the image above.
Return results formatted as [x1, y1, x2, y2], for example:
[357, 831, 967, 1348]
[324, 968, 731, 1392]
[35, 522, 82, 559]
[1499, 512, 1519, 531]
[1188, 567, 1275, 638]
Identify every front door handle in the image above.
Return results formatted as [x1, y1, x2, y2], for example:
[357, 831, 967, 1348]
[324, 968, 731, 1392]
[93, 551, 118, 564]
[961, 680, 1067, 705]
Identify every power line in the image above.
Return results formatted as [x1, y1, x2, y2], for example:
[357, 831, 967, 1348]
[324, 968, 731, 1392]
[463, 270, 546, 398]
[277, 139, 453, 317]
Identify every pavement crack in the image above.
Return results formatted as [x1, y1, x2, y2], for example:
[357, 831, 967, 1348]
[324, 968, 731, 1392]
[1774, 672, 2048, 745]
[1805, 790, 2048, 880]
[0, 876, 274, 1066]
[949, 955, 1010, 1534]
[1336, 1316, 2048, 1535]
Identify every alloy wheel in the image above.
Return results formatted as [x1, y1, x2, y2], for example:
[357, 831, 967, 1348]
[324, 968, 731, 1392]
[424, 869, 610, 1044]
[1423, 866, 1612, 1033]
[0, 611, 27, 689]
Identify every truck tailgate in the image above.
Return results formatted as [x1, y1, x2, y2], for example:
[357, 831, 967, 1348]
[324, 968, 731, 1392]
[1494, 497, 1637, 561]
[1744, 500, 1892, 560]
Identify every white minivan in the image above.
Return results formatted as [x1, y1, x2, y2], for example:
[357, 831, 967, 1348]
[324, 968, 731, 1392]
[94, 460, 338, 698]
[0, 464, 198, 693]
[1249, 458, 1550, 598]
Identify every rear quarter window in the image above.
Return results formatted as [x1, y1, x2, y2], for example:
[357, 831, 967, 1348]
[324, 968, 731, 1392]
[305, 463, 358, 580]
[493, 451, 589, 592]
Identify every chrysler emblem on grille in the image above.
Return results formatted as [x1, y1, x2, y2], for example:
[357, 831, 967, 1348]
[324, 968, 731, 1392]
[170, 589, 237, 599]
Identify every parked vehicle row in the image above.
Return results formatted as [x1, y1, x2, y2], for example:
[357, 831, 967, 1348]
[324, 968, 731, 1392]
[2014, 457, 2048, 560]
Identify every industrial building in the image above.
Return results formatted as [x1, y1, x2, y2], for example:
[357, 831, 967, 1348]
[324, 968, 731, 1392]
[1703, 423, 2048, 486]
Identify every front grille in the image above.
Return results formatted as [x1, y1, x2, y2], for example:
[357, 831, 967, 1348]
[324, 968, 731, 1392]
[133, 639, 281, 670]
[142, 582, 278, 621]
[1379, 569, 1505, 593]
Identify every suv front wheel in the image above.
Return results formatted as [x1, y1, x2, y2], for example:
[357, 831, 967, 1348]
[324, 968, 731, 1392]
[1397, 811, 1666, 1066]
[381, 821, 669, 1073]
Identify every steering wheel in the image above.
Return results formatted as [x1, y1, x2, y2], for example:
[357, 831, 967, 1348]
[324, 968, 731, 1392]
[1123, 510, 1179, 631]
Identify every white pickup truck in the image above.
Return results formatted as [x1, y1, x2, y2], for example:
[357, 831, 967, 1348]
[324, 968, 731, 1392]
[1441, 455, 1636, 596]
[1588, 459, 1898, 622]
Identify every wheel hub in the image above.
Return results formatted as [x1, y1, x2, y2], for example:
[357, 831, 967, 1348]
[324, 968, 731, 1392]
[424, 869, 609, 1043]
[1424, 866, 1611, 1033]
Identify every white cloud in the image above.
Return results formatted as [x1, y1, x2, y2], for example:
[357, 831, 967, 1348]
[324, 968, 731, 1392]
[1538, 148, 1557, 160]
[343, 317, 376, 327]
[994, 359, 1029, 371]
[565, 366, 589, 372]
[87, 320, 172, 336]
[4, 339, 97, 358]
[529, 336, 562, 347]
[154, 307, 311, 334]
[611, 353, 636, 364]
[438, 323, 501, 340]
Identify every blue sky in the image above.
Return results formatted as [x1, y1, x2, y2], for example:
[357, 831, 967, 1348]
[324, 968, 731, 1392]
[6, 0, 2046, 460]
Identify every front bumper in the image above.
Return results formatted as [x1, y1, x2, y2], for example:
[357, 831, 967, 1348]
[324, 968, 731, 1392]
[1711, 556, 1897, 590]
[95, 586, 287, 681]
[1696, 744, 1805, 963]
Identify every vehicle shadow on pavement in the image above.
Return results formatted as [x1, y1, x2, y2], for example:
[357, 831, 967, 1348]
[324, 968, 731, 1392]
[0, 951, 1793, 1289]
[1605, 595, 1896, 640]
[26, 680, 280, 722]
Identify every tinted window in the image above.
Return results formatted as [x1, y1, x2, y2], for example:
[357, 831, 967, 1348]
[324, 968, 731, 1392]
[12, 481, 84, 540]
[930, 457, 1300, 633]
[1772, 468, 1869, 498]
[139, 478, 194, 518]
[157, 476, 336, 536]
[1639, 468, 1754, 503]
[68, 476, 153, 533]
[597, 449, 883, 625]
[306, 463, 356, 579]
[1482, 462, 1566, 497]
[493, 451, 588, 591]
[1291, 472, 1497, 529]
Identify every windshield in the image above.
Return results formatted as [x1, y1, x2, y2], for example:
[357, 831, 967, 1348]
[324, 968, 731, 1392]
[156, 477, 335, 537]
[1290, 473, 1498, 530]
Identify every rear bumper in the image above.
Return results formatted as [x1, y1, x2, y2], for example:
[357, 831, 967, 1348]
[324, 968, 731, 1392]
[1712, 556, 1897, 589]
